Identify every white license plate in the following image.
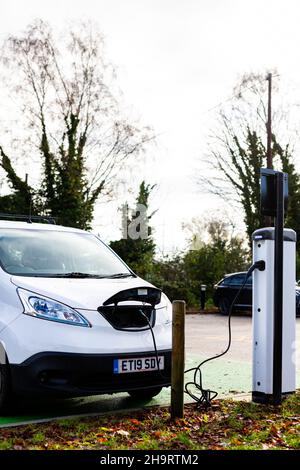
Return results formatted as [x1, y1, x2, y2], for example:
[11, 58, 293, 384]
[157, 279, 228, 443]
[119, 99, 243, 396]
[113, 356, 164, 374]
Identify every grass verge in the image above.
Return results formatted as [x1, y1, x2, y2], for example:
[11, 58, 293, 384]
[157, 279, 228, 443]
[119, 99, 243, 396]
[0, 391, 299, 450]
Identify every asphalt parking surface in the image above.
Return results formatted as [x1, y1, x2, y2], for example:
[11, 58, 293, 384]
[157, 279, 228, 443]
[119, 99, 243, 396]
[186, 312, 253, 361]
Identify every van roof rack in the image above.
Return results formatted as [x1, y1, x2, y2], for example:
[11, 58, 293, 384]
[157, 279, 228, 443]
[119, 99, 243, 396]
[0, 213, 56, 225]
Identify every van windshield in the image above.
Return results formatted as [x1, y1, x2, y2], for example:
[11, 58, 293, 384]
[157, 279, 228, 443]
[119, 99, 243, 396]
[0, 229, 132, 277]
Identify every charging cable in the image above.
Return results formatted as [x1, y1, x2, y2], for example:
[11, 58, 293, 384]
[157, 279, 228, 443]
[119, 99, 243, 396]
[184, 260, 265, 407]
[139, 308, 169, 380]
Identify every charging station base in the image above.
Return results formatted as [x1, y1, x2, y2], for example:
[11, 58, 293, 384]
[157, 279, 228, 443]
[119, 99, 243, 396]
[252, 391, 294, 404]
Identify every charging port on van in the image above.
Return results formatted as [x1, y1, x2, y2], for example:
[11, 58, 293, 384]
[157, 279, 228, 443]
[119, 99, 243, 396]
[98, 305, 155, 330]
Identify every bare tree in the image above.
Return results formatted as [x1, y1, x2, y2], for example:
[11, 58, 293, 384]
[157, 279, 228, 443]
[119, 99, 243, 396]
[198, 72, 299, 245]
[0, 20, 153, 228]
[182, 210, 240, 251]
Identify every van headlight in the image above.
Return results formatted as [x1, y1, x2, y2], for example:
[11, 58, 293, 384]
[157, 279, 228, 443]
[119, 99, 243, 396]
[18, 289, 90, 327]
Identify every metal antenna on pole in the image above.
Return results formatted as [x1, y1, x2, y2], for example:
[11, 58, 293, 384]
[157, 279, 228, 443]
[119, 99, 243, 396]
[25, 173, 32, 224]
[266, 73, 272, 169]
[265, 73, 273, 227]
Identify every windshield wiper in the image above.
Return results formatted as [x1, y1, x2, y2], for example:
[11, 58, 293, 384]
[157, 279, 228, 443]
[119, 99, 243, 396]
[104, 273, 136, 279]
[53, 272, 106, 278]
[50, 272, 135, 279]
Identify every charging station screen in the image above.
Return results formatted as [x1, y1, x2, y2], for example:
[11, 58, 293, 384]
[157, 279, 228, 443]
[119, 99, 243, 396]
[260, 169, 288, 217]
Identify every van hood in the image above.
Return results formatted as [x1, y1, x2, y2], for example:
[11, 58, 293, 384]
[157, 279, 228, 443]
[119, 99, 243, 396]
[10, 275, 156, 310]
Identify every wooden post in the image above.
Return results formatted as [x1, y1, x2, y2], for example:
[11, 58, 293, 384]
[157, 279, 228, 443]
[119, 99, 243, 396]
[171, 300, 185, 419]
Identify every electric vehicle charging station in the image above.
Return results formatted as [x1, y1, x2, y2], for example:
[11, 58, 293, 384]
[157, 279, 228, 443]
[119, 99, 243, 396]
[252, 227, 296, 403]
[252, 169, 296, 404]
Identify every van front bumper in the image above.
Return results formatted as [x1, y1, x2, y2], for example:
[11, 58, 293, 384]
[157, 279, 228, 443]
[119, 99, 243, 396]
[10, 350, 172, 398]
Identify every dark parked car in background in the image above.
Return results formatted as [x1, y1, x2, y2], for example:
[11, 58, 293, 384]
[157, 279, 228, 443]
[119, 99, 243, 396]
[213, 272, 300, 316]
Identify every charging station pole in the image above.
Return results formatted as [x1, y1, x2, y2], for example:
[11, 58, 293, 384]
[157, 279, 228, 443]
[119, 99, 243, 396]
[252, 169, 295, 404]
[273, 172, 284, 404]
[252, 168, 296, 405]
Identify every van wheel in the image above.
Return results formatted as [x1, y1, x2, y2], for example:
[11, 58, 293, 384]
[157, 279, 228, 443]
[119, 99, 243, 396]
[0, 362, 12, 414]
[128, 387, 162, 400]
[219, 297, 231, 315]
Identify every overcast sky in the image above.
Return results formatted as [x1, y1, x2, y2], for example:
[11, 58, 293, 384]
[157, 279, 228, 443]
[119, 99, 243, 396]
[1, 0, 300, 252]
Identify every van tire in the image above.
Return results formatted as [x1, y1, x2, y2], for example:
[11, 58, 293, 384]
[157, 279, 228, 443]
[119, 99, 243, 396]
[128, 386, 162, 400]
[0, 362, 12, 414]
[219, 297, 231, 316]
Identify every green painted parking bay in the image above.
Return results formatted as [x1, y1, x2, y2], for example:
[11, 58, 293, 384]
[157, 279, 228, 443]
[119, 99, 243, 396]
[0, 355, 252, 427]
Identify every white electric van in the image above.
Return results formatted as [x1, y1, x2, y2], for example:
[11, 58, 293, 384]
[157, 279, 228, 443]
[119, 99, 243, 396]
[0, 217, 172, 411]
